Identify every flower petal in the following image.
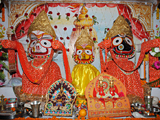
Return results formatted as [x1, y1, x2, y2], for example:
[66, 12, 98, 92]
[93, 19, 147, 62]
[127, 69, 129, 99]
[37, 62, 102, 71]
[154, 61, 160, 69]
[150, 51, 156, 56]
[154, 47, 160, 52]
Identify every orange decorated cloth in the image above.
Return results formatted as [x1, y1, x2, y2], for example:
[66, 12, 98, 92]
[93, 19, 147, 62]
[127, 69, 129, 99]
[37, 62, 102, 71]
[104, 60, 144, 99]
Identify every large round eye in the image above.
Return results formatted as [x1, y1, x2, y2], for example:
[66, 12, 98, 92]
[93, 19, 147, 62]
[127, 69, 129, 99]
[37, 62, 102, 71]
[125, 37, 133, 46]
[30, 40, 37, 47]
[112, 37, 122, 46]
[40, 40, 51, 47]
[85, 50, 92, 55]
[76, 50, 82, 55]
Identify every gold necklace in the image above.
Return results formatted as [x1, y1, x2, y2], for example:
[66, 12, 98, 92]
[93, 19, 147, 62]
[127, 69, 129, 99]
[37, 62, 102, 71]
[31, 59, 48, 69]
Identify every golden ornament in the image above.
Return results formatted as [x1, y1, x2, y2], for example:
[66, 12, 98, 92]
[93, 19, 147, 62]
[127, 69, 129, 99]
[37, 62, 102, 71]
[28, 10, 56, 38]
[75, 28, 94, 47]
[74, 6, 93, 27]
[106, 15, 133, 39]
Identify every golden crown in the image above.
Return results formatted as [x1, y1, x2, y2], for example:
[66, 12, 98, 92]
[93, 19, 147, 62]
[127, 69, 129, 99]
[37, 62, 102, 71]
[106, 15, 132, 39]
[75, 29, 94, 47]
[28, 10, 56, 38]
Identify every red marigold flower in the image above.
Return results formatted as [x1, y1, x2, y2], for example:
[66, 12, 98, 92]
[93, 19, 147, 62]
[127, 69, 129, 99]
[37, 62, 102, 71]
[93, 37, 96, 41]
[57, 12, 60, 16]
[66, 48, 69, 52]
[26, 39, 29, 43]
[48, 11, 52, 14]
[81, 26, 85, 29]
[64, 27, 67, 31]
[66, 36, 70, 40]
[54, 25, 58, 29]
[15, 14, 19, 18]
[107, 28, 110, 31]
[75, 14, 78, 17]
[10, 26, 14, 29]
[85, 14, 88, 18]
[24, 13, 28, 16]
[72, 28, 76, 31]
[89, 28, 92, 31]
[66, 13, 70, 16]
[92, 15, 95, 18]
[60, 37, 63, 40]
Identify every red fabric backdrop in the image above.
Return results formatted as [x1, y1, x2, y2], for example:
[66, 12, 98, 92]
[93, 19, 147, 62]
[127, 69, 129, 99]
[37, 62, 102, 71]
[12, 3, 150, 41]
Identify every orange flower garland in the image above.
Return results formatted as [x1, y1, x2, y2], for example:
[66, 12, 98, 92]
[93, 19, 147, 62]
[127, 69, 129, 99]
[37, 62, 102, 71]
[13, 115, 160, 120]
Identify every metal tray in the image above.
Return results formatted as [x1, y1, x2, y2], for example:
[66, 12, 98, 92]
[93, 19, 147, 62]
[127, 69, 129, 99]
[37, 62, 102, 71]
[0, 110, 24, 119]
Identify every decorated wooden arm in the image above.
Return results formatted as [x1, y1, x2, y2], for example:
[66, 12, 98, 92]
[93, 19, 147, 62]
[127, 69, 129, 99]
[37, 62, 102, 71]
[111, 39, 160, 72]
[1, 40, 17, 49]
[141, 39, 160, 53]
[1, 40, 36, 79]
[1, 40, 30, 70]
[135, 38, 160, 69]
[98, 39, 112, 49]
[52, 40, 72, 83]
[1, 40, 41, 83]
[52, 40, 63, 50]
[0, 40, 16, 73]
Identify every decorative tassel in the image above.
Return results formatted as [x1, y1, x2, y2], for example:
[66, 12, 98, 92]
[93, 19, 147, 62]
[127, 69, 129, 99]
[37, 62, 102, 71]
[52, 40, 72, 83]
[99, 48, 105, 72]
[62, 44, 72, 83]
[8, 50, 16, 73]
